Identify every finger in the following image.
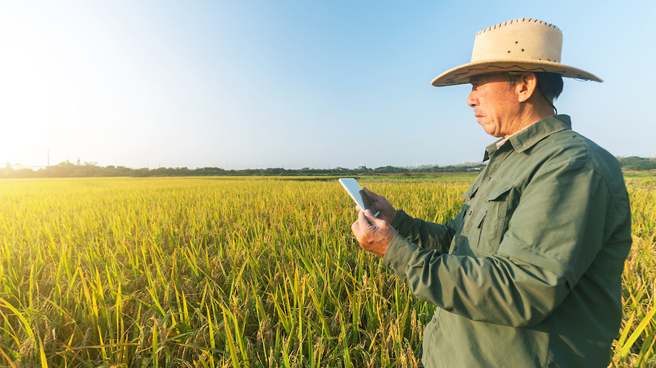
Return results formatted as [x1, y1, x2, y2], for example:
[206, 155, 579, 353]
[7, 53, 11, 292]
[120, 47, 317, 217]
[359, 209, 375, 226]
[363, 209, 386, 226]
[355, 205, 363, 212]
[364, 209, 379, 221]
[351, 220, 360, 236]
[364, 210, 380, 226]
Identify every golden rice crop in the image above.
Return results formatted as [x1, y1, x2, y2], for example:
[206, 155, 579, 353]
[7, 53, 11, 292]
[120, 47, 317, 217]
[0, 175, 654, 367]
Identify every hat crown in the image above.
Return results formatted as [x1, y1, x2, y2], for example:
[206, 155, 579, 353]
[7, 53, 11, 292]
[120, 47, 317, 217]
[430, 18, 601, 87]
[471, 18, 563, 64]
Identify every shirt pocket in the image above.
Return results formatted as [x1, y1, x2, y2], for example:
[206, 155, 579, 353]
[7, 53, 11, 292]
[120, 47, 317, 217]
[470, 207, 488, 250]
[475, 183, 514, 255]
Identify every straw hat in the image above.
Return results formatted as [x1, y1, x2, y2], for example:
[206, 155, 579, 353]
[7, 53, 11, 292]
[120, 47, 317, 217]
[431, 18, 602, 87]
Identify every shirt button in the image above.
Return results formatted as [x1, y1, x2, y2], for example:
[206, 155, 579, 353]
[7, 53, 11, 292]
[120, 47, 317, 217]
[468, 210, 473, 215]
[453, 246, 458, 251]
[485, 176, 491, 181]
[432, 318, 437, 323]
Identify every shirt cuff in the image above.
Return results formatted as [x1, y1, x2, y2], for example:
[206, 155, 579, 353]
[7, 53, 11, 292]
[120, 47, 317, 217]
[382, 233, 422, 279]
[391, 209, 414, 237]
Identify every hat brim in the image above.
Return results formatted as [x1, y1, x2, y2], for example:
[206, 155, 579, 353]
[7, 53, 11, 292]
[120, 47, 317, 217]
[431, 60, 603, 87]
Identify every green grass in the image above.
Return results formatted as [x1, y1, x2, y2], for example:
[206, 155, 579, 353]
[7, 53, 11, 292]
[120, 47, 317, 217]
[0, 176, 654, 367]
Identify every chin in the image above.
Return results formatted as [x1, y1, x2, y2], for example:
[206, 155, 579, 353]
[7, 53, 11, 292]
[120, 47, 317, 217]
[481, 126, 498, 137]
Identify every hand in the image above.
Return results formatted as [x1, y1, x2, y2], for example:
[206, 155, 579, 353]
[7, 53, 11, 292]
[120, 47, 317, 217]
[351, 209, 398, 257]
[356, 187, 397, 224]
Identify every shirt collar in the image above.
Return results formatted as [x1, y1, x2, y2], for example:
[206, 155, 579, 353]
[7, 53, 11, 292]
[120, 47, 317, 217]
[495, 121, 536, 149]
[483, 114, 572, 161]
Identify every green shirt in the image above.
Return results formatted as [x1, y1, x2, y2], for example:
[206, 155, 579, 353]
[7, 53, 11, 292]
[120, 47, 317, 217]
[383, 115, 632, 367]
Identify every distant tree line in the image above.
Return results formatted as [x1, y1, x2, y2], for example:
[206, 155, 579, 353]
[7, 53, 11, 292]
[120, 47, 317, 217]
[617, 156, 656, 171]
[3, 157, 652, 179]
[1, 160, 488, 179]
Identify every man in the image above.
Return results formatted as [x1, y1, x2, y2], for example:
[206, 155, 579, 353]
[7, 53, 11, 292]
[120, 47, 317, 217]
[351, 18, 632, 367]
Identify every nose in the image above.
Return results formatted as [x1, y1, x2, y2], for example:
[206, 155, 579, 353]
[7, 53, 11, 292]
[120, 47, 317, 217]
[467, 90, 477, 107]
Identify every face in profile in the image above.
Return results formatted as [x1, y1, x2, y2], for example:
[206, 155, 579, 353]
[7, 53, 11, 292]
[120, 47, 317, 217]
[467, 73, 522, 138]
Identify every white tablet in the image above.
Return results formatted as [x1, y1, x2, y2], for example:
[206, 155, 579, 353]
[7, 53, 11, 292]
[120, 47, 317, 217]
[338, 178, 380, 217]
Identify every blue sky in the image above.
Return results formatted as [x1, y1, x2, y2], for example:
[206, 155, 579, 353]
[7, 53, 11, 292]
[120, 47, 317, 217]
[1, 0, 654, 170]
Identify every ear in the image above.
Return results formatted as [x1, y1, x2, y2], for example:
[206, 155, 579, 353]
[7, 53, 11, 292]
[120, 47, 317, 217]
[516, 73, 538, 103]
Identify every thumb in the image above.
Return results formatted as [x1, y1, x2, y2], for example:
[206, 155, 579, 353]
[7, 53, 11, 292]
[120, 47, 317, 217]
[362, 187, 378, 198]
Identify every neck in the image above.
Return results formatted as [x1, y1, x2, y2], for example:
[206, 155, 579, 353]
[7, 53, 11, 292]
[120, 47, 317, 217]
[503, 101, 555, 138]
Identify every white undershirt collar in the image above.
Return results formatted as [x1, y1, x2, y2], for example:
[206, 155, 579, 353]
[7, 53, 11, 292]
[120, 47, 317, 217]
[496, 121, 538, 149]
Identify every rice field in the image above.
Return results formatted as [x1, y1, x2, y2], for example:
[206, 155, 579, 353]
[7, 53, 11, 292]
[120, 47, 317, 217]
[0, 175, 654, 367]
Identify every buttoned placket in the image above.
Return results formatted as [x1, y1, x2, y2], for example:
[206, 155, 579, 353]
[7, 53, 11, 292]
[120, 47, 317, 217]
[476, 142, 513, 201]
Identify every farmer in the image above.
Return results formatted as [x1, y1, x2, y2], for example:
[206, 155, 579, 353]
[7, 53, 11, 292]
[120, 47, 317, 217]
[351, 18, 632, 367]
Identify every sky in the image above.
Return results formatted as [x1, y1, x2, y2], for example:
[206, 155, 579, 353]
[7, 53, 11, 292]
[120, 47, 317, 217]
[1, 0, 654, 170]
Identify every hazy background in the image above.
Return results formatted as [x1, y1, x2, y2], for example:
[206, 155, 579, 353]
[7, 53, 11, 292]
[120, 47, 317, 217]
[1, 0, 654, 170]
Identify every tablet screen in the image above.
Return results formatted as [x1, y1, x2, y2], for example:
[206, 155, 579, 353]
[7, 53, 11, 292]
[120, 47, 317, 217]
[339, 178, 379, 216]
